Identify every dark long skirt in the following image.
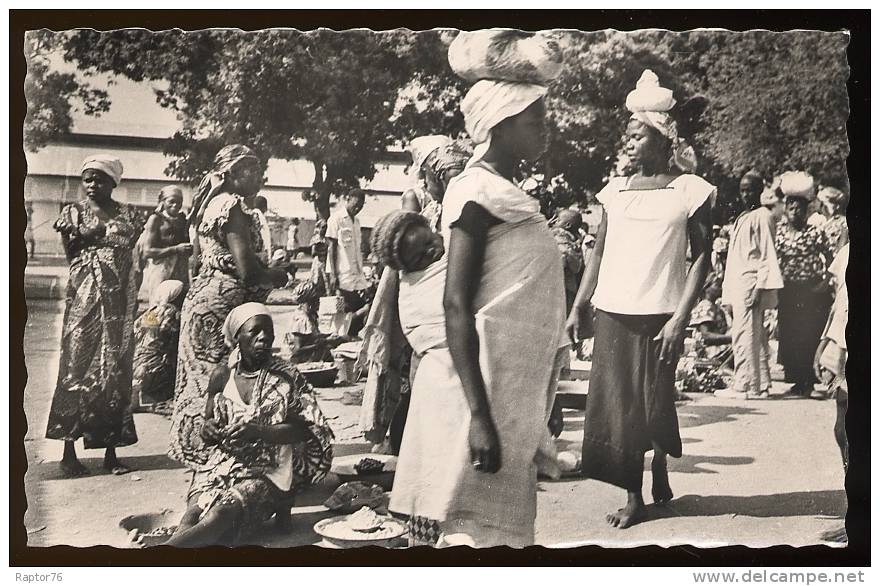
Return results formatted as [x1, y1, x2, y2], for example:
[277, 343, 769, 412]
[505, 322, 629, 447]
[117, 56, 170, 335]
[581, 310, 682, 492]
[777, 282, 832, 387]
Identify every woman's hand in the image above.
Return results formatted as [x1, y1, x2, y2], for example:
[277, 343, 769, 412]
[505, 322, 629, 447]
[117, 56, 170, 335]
[200, 419, 223, 445]
[80, 222, 106, 241]
[565, 311, 581, 345]
[468, 412, 501, 474]
[814, 338, 829, 381]
[811, 278, 831, 295]
[656, 315, 687, 365]
[175, 243, 194, 256]
[227, 421, 263, 442]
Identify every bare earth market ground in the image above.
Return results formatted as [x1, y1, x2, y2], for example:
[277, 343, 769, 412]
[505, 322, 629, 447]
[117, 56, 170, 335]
[22, 298, 846, 549]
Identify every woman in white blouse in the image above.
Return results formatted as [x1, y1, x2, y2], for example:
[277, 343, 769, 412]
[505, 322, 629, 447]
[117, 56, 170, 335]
[566, 71, 714, 529]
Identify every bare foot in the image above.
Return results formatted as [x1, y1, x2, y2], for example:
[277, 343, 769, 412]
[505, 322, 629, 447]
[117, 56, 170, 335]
[651, 458, 674, 504]
[103, 457, 133, 475]
[59, 459, 89, 478]
[606, 494, 645, 529]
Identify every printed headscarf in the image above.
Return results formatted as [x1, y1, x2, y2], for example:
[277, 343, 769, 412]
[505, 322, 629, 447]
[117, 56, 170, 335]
[81, 154, 124, 187]
[408, 136, 453, 175]
[426, 139, 474, 179]
[460, 79, 547, 162]
[188, 144, 260, 228]
[626, 70, 697, 174]
[156, 185, 184, 214]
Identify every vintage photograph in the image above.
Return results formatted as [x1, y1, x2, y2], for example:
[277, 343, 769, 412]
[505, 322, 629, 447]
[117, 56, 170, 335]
[18, 22, 854, 553]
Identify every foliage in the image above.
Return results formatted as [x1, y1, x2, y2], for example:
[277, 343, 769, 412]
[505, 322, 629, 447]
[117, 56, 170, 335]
[23, 30, 110, 152]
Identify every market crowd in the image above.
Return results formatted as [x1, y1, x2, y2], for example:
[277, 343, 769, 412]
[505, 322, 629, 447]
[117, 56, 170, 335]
[38, 30, 849, 548]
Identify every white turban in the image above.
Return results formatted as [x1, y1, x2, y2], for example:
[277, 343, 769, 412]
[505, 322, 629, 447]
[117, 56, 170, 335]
[778, 171, 817, 201]
[81, 154, 124, 187]
[460, 80, 547, 161]
[408, 135, 452, 172]
[223, 302, 271, 347]
[150, 279, 185, 307]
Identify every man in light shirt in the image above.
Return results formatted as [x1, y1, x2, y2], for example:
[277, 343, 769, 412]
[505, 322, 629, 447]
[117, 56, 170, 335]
[326, 188, 370, 333]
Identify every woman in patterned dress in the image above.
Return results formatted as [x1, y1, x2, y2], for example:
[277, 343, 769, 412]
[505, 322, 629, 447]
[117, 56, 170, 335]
[169, 145, 290, 470]
[775, 173, 834, 396]
[167, 303, 333, 547]
[46, 155, 145, 477]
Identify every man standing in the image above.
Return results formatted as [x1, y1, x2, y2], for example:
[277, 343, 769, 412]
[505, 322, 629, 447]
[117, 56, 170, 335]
[286, 217, 300, 259]
[326, 188, 370, 334]
[720, 171, 785, 400]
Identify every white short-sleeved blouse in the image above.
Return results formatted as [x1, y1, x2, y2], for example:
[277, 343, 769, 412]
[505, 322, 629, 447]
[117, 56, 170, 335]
[591, 174, 715, 315]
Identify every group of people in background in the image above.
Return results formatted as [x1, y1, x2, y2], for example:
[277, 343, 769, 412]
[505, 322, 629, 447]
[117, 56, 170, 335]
[37, 29, 848, 548]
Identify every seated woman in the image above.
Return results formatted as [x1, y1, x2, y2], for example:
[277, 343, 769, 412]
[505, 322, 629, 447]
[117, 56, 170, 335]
[678, 274, 734, 394]
[131, 280, 185, 414]
[166, 303, 334, 547]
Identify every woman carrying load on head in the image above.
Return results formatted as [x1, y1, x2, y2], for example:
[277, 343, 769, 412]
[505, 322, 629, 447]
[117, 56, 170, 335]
[388, 30, 568, 548]
[47, 154, 145, 477]
[169, 144, 291, 471]
[566, 70, 714, 529]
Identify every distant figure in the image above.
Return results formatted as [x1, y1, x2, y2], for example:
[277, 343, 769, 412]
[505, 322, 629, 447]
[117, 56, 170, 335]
[139, 186, 191, 302]
[326, 188, 371, 334]
[817, 186, 849, 254]
[286, 218, 300, 259]
[24, 202, 35, 259]
[132, 280, 185, 414]
[253, 195, 273, 264]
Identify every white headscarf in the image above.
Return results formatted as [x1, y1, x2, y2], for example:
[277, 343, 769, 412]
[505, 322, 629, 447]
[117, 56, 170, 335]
[81, 154, 124, 187]
[149, 279, 185, 307]
[625, 70, 697, 173]
[408, 135, 453, 173]
[460, 79, 548, 162]
[223, 302, 271, 347]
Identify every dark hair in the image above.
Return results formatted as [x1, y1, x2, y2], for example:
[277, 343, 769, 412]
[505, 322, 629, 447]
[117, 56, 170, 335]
[254, 195, 268, 212]
[346, 188, 366, 201]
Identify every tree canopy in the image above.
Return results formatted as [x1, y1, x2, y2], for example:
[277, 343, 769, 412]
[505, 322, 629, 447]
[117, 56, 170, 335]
[25, 28, 849, 223]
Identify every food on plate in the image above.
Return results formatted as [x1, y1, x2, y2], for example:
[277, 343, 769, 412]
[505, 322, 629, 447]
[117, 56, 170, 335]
[348, 506, 384, 532]
[354, 457, 385, 475]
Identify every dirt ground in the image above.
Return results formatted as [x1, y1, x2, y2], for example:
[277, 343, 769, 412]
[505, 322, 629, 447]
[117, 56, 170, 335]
[21, 299, 847, 549]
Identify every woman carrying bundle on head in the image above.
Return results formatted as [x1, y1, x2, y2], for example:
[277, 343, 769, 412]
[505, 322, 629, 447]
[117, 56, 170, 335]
[387, 30, 569, 548]
[169, 145, 291, 471]
[566, 70, 715, 528]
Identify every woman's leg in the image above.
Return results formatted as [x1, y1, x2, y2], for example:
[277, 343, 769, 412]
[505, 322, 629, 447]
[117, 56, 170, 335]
[164, 502, 241, 548]
[651, 442, 673, 504]
[103, 447, 132, 475]
[60, 441, 88, 477]
[835, 389, 848, 474]
[607, 483, 646, 529]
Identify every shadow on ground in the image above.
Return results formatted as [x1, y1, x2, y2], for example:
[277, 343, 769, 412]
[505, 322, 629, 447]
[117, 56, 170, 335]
[32, 453, 184, 481]
[657, 489, 847, 519]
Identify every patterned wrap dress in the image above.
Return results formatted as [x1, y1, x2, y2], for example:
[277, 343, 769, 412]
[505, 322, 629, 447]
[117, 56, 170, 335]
[187, 358, 334, 539]
[169, 193, 271, 469]
[46, 201, 145, 448]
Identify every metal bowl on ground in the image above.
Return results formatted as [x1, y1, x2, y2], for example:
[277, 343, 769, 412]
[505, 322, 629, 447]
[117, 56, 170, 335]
[297, 361, 338, 387]
[118, 509, 179, 547]
[313, 514, 407, 549]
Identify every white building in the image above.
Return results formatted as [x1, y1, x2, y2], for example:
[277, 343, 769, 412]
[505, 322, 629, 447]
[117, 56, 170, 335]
[24, 75, 413, 256]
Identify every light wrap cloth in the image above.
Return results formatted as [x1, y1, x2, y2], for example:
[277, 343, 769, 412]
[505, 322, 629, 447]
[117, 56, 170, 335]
[223, 302, 271, 347]
[409, 136, 452, 173]
[150, 279, 185, 307]
[81, 154, 124, 187]
[460, 80, 547, 161]
[390, 165, 567, 541]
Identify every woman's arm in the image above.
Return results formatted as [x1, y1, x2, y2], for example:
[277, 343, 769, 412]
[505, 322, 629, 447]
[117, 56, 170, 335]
[224, 205, 287, 288]
[326, 238, 339, 293]
[658, 199, 713, 363]
[698, 324, 732, 346]
[142, 215, 192, 259]
[443, 202, 502, 474]
[565, 211, 607, 343]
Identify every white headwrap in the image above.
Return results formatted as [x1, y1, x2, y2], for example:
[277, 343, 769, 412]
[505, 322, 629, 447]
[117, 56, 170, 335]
[223, 302, 271, 347]
[625, 70, 697, 173]
[460, 80, 548, 162]
[81, 154, 123, 187]
[149, 279, 185, 307]
[408, 135, 453, 173]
